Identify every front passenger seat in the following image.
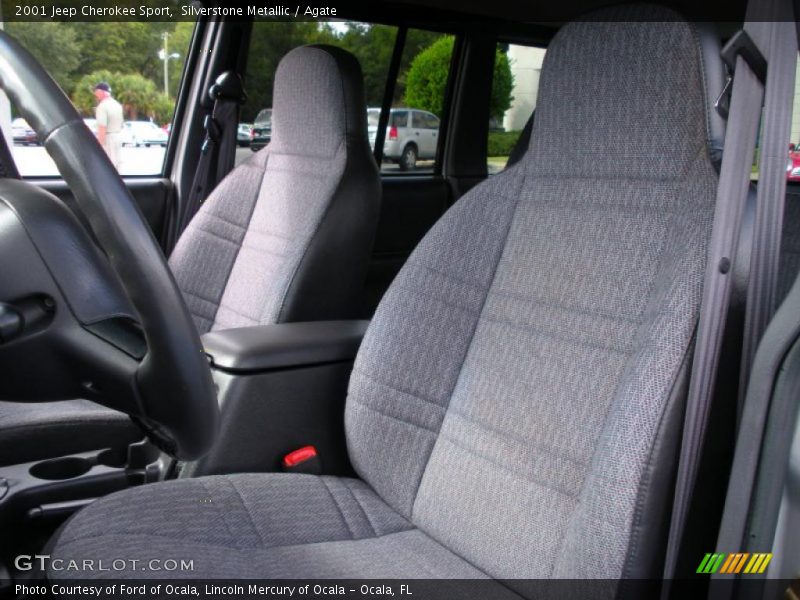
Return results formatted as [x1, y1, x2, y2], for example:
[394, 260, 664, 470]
[170, 44, 380, 332]
[0, 45, 380, 466]
[49, 6, 719, 586]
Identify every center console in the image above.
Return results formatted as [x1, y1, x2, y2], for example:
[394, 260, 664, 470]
[183, 320, 370, 478]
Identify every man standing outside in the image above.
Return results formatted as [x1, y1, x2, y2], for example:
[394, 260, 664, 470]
[93, 82, 123, 171]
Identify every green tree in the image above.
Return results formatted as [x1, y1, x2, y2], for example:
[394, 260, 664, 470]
[70, 22, 173, 84]
[4, 22, 81, 92]
[404, 37, 514, 120]
[490, 48, 515, 122]
[72, 70, 173, 123]
[403, 37, 454, 117]
[336, 23, 395, 107]
[241, 21, 332, 122]
[166, 22, 196, 97]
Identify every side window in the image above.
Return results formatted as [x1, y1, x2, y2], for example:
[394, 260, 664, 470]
[381, 32, 453, 174]
[390, 110, 409, 128]
[3, 22, 194, 178]
[782, 55, 800, 183]
[240, 24, 455, 176]
[417, 111, 440, 130]
[487, 42, 546, 174]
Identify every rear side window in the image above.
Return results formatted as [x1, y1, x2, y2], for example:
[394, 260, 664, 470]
[779, 53, 800, 183]
[240, 23, 456, 176]
[486, 42, 546, 174]
[4, 21, 194, 178]
[390, 111, 409, 128]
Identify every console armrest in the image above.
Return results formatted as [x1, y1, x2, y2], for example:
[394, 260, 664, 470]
[201, 320, 370, 373]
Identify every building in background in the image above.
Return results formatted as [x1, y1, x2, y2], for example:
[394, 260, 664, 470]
[502, 44, 546, 132]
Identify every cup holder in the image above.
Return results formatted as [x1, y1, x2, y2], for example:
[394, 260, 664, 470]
[29, 457, 92, 481]
[97, 447, 128, 469]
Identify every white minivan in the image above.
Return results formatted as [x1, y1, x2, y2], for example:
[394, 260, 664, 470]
[368, 107, 440, 170]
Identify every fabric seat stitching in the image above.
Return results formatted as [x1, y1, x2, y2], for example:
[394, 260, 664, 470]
[479, 313, 633, 355]
[180, 289, 219, 308]
[407, 260, 493, 291]
[390, 283, 483, 316]
[410, 175, 529, 519]
[56, 529, 428, 555]
[348, 397, 440, 435]
[274, 140, 347, 323]
[194, 226, 242, 247]
[488, 287, 644, 324]
[198, 479, 241, 549]
[214, 302, 261, 324]
[227, 478, 268, 549]
[350, 368, 448, 412]
[446, 408, 591, 469]
[340, 480, 378, 538]
[320, 477, 356, 540]
[203, 212, 247, 230]
[436, 431, 580, 500]
[207, 150, 270, 329]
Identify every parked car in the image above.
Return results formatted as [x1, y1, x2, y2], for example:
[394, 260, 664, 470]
[237, 123, 252, 147]
[250, 109, 272, 151]
[368, 107, 440, 170]
[788, 143, 800, 182]
[120, 120, 168, 147]
[11, 117, 36, 145]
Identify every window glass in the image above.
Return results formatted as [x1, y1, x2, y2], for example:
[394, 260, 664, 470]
[784, 56, 800, 183]
[380, 31, 453, 173]
[390, 110, 408, 128]
[3, 21, 193, 177]
[487, 42, 546, 174]
[240, 21, 399, 164]
[240, 23, 454, 175]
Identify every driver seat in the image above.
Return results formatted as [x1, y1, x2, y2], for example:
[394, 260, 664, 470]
[0, 45, 380, 466]
[49, 6, 720, 586]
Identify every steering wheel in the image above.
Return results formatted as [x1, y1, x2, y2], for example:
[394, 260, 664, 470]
[0, 32, 218, 459]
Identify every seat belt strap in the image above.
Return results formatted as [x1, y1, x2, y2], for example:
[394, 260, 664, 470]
[713, 11, 798, 580]
[181, 71, 245, 234]
[660, 10, 774, 590]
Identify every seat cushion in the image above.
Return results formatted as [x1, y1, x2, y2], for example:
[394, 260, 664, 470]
[49, 474, 487, 579]
[0, 399, 141, 467]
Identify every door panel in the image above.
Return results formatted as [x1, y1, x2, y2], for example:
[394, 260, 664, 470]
[361, 176, 452, 315]
[33, 178, 172, 251]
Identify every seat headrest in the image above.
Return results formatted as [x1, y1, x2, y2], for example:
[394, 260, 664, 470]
[524, 4, 723, 179]
[269, 45, 367, 156]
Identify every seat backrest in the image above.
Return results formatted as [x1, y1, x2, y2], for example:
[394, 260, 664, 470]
[169, 45, 380, 333]
[345, 6, 720, 582]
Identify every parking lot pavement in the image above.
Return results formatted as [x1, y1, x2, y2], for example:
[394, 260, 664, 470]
[12, 144, 166, 177]
[15, 144, 445, 178]
[235, 146, 436, 174]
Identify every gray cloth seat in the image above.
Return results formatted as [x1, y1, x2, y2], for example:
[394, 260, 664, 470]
[50, 7, 721, 587]
[0, 45, 380, 466]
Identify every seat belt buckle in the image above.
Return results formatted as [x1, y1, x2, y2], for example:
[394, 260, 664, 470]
[282, 446, 321, 475]
[715, 29, 768, 119]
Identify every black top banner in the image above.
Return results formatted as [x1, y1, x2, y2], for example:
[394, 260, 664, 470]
[0, 0, 775, 24]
